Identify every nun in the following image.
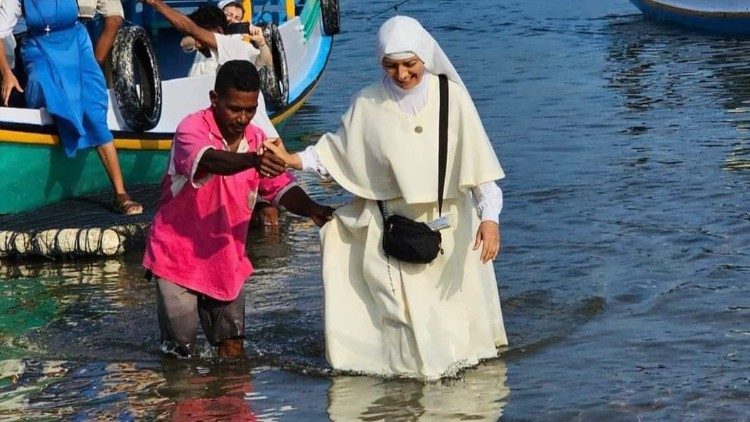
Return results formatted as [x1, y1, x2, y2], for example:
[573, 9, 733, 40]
[264, 15, 507, 379]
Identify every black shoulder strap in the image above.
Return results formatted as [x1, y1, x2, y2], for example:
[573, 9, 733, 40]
[438, 74, 449, 216]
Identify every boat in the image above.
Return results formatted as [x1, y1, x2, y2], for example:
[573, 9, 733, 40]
[629, 0, 750, 35]
[0, 0, 339, 214]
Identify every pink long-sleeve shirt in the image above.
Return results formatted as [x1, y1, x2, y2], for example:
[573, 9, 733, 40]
[143, 107, 294, 301]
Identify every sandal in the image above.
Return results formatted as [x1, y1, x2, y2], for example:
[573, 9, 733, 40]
[114, 193, 143, 216]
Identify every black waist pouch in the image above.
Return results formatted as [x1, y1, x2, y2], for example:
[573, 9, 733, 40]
[382, 214, 442, 264]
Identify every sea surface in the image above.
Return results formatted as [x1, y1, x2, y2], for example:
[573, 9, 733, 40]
[2, 0, 750, 420]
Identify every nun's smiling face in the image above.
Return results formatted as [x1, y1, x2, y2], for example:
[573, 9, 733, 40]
[382, 56, 425, 90]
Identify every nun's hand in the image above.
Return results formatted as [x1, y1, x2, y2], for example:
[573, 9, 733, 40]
[310, 204, 335, 227]
[473, 221, 501, 264]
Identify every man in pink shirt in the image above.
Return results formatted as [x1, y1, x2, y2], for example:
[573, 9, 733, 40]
[143, 60, 332, 358]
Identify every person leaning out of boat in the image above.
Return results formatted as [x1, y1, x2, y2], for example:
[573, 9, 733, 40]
[262, 15, 507, 379]
[143, 60, 333, 358]
[0, 0, 142, 215]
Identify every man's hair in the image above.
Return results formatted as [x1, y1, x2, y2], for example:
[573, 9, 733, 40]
[188, 4, 226, 32]
[215, 60, 260, 95]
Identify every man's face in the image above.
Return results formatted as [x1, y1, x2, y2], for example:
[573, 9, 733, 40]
[210, 88, 259, 141]
[224, 5, 243, 24]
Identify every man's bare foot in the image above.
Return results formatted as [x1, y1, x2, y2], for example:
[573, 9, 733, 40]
[217, 338, 245, 358]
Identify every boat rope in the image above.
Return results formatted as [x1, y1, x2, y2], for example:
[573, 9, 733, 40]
[367, 0, 419, 21]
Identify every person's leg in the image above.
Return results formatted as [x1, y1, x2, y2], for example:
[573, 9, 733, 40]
[156, 276, 200, 358]
[96, 141, 143, 214]
[198, 288, 246, 358]
[96, 141, 125, 193]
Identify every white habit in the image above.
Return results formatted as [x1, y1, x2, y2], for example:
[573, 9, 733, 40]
[318, 73, 508, 379]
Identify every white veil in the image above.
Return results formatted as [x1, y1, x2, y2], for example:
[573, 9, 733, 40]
[376, 15, 466, 90]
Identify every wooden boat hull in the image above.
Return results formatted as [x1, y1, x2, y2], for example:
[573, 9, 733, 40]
[0, 0, 332, 214]
[630, 0, 750, 35]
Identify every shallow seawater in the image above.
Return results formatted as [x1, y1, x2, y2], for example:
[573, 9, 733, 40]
[2, 0, 750, 420]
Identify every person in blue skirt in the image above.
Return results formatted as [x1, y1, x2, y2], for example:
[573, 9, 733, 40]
[0, 0, 142, 214]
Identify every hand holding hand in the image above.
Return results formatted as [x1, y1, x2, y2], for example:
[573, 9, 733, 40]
[473, 221, 501, 264]
[263, 138, 302, 170]
[1, 70, 22, 106]
[257, 139, 287, 177]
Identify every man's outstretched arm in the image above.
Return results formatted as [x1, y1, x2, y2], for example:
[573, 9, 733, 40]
[277, 186, 334, 227]
[140, 0, 219, 50]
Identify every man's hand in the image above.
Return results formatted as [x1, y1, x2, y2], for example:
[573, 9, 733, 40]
[473, 221, 501, 264]
[277, 185, 334, 227]
[1, 70, 22, 106]
[309, 204, 335, 227]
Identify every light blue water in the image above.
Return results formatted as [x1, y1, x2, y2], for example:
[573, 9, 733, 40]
[1, 0, 749, 419]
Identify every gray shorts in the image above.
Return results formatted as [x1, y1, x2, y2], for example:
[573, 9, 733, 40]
[154, 276, 245, 357]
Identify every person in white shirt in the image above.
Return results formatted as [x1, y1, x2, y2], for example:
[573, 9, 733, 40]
[141, 1, 271, 76]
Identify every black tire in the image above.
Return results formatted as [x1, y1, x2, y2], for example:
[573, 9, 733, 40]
[108, 25, 162, 132]
[259, 23, 289, 110]
[321, 0, 340, 36]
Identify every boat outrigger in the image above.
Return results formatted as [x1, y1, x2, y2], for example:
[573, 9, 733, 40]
[629, 0, 750, 35]
[0, 0, 339, 214]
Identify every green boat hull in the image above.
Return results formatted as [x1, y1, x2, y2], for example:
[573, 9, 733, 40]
[0, 143, 168, 214]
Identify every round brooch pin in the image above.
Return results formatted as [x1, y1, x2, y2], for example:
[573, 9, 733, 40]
[415, 126, 423, 133]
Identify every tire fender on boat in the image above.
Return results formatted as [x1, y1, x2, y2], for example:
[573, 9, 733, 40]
[108, 25, 163, 132]
[321, 0, 340, 36]
[259, 23, 289, 110]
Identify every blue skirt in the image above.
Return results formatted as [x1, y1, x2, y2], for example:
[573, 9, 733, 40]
[21, 21, 113, 157]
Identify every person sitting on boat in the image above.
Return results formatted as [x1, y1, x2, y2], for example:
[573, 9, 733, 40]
[141, 1, 271, 76]
[0, 0, 143, 215]
[261, 15, 507, 379]
[179, 1, 253, 55]
[143, 60, 333, 358]
[77, 0, 125, 66]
